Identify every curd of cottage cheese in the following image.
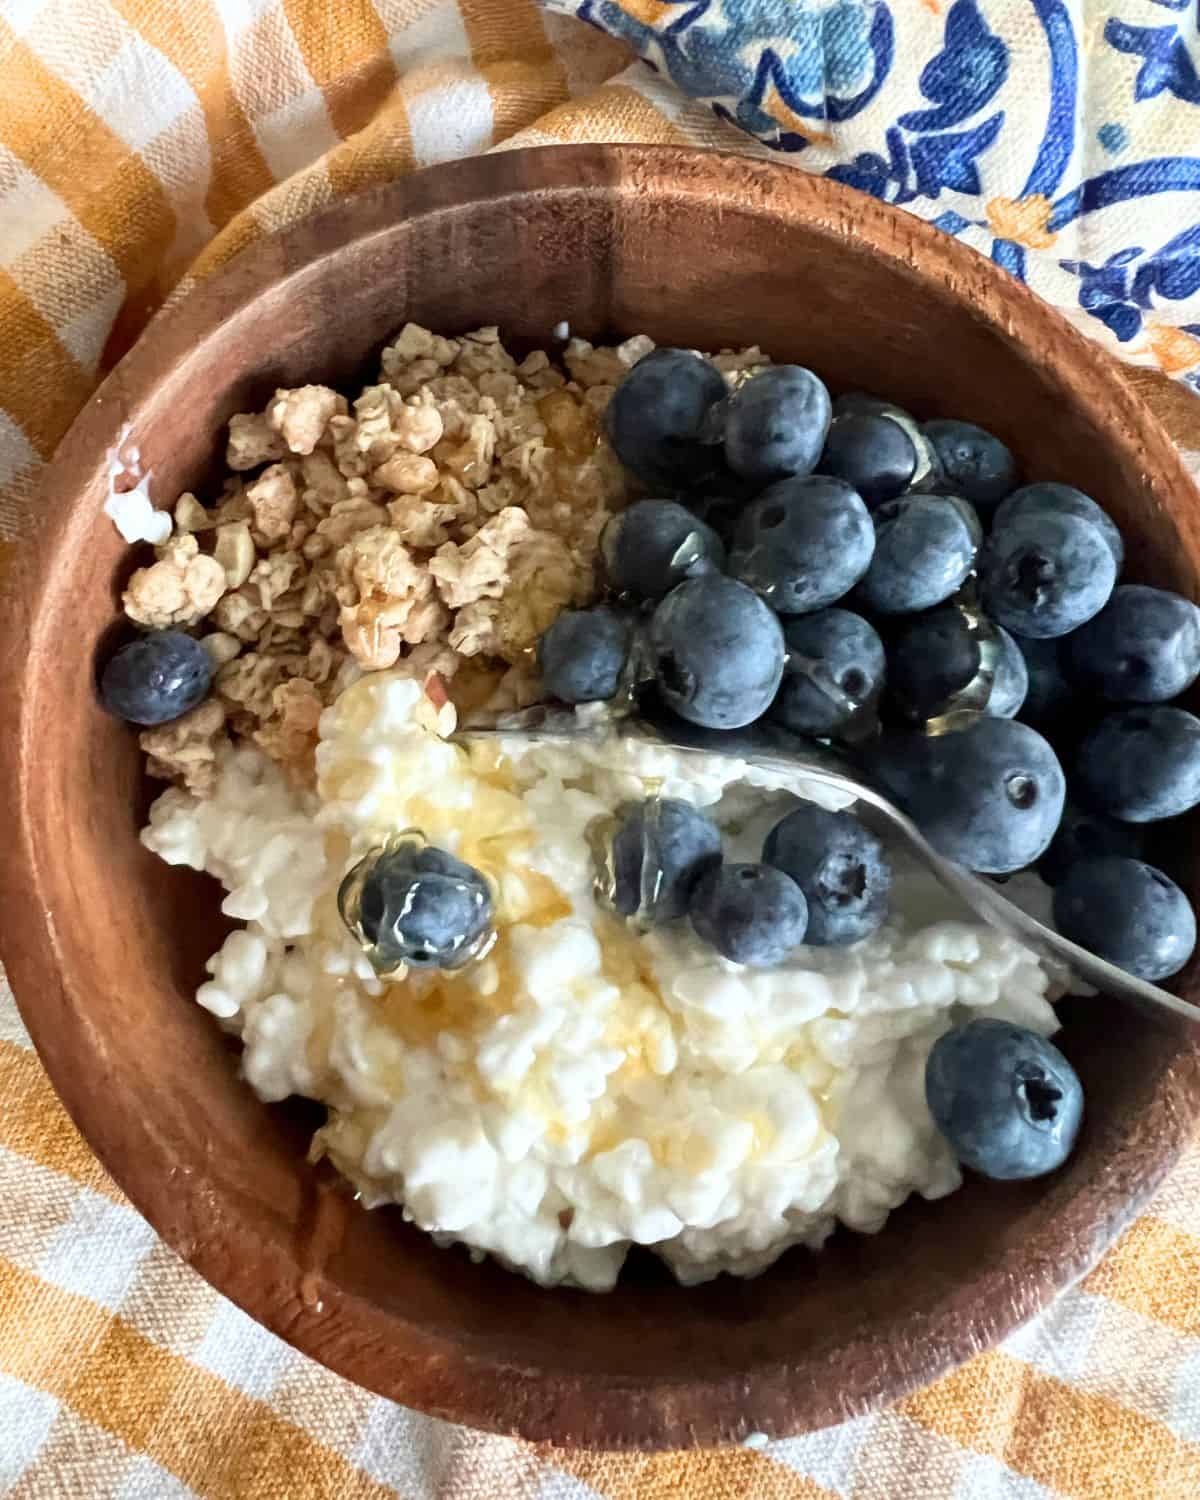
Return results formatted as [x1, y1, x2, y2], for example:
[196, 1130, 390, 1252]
[142, 672, 1066, 1290]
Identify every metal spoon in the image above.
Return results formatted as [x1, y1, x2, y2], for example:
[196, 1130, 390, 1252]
[454, 709, 1199, 1027]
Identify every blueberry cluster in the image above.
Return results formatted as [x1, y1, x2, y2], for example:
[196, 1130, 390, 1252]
[541, 349, 1200, 993]
[539, 349, 1200, 1183]
[603, 797, 891, 967]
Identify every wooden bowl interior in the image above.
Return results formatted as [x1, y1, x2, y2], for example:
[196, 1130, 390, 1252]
[9, 150, 1200, 1447]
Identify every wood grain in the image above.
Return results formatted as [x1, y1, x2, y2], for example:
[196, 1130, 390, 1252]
[3, 145, 1200, 1450]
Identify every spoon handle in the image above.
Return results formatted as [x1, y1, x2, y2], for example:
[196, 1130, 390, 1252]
[807, 764, 1200, 1028]
[703, 741, 1200, 1028]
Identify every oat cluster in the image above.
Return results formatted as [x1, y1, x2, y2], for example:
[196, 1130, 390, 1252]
[122, 325, 655, 793]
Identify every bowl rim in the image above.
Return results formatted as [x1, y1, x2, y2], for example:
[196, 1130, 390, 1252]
[3, 143, 1199, 1449]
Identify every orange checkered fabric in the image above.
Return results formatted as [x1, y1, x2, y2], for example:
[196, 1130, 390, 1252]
[3, 3, 1200, 1497]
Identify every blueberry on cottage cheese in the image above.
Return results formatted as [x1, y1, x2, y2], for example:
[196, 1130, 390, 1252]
[605, 348, 726, 490]
[538, 606, 632, 704]
[818, 412, 916, 508]
[1053, 856, 1196, 981]
[722, 365, 832, 487]
[855, 495, 977, 615]
[922, 419, 1017, 513]
[602, 499, 725, 600]
[863, 718, 1066, 874]
[1063, 585, 1200, 704]
[350, 843, 493, 972]
[99, 629, 212, 726]
[1074, 706, 1200, 823]
[729, 476, 874, 616]
[992, 483, 1124, 573]
[980, 511, 1116, 638]
[762, 805, 891, 946]
[925, 1020, 1083, 1180]
[887, 609, 1026, 724]
[609, 798, 722, 924]
[648, 575, 786, 728]
[769, 608, 885, 737]
[1037, 803, 1145, 887]
[689, 862, 808, 966]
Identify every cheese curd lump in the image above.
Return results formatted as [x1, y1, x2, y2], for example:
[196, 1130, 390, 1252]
[142, 672, 1065, 1290]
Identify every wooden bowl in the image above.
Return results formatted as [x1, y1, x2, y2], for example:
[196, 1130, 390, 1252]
[4, 146, 1200, 1450]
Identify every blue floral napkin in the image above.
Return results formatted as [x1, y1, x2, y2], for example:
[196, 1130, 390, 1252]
[548, 0, 1200, 388]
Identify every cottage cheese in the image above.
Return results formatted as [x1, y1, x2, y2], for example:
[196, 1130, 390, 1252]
[142, 672, 1066, 1290]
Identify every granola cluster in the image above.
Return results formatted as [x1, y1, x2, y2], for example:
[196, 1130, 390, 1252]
[121, 325, 650, 792]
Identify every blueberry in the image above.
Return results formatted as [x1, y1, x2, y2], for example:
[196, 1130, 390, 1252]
[729, 476, 874, 615]
[934, 492, 985, 548]
[992, 483, 1124, 573]
[689, 862, 808, 965]
[833, 395, 943, 492]
[925, 1019, 1082, 1180]
[922, 419, 1017, 513]
[769, 608, 885, 737]
[818, 412, 916, 507]
[1062, 585, 1200, 703]
[888, 610, 1026, 724]
[538, 606, 632, 704]
[1038, 804, 1145, 886]
[605, 348, 726, 490]
[1074, 706, 1200, 822]
[603, 499, 725, 600]
[1053, 856, 1196, 981]
[1014, 635, 1076, 740]
[649, 575, 785, 729]
[887, 609, 979, 724]
[762, 805, 891, 945]
[864, 718, 1066, 874]
[352, 843, 493, 970]
[980, 512, 1116, 638]
[609, 798, 722, 923]
[99, 630, 212, 726]
[856, 496, 976, 615]
[722, 365, 832, 487]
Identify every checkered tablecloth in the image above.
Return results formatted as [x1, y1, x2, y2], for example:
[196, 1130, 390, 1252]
[5, 2, 1200, 1496]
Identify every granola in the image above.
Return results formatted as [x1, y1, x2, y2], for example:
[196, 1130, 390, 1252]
[267, 385, 346, 456]
[245, 463, 301, 545]
[118, 324, 659, 790]
[123, 534, 228, 630]
[336, 526, 448, 669]
[139, 699, 229, 797]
